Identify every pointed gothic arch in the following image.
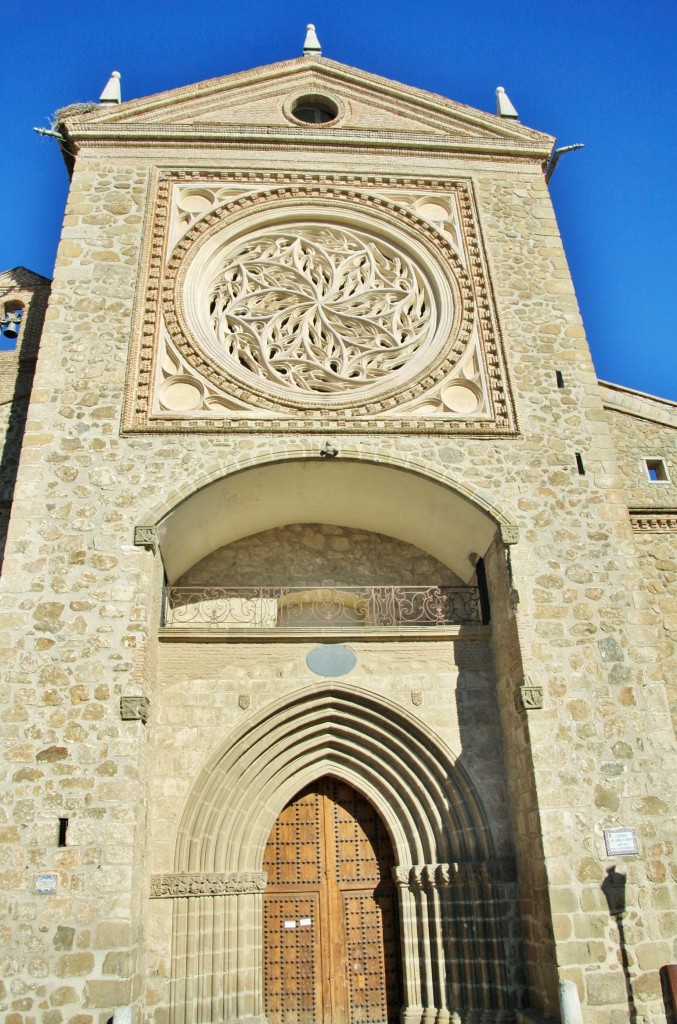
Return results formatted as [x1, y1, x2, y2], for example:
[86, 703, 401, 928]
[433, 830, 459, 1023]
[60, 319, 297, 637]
[175, 683, 493, 870]
[164, 684, 521, 1024]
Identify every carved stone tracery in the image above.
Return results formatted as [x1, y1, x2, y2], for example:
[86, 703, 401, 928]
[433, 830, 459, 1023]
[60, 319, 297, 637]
[207, 226, 434, 396]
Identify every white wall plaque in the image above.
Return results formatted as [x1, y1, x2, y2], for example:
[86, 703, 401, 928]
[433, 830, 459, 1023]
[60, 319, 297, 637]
[604, 827, 639, 856]
[35, 873, 58, 894]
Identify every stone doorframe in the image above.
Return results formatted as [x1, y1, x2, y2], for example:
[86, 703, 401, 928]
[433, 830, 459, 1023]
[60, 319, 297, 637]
[154, 683, 521, 1024]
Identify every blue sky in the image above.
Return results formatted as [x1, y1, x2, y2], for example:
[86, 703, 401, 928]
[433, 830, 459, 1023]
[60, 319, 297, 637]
[2, 0, 675, 400]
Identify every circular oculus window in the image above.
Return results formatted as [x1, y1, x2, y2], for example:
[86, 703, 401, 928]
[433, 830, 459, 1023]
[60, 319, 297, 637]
[285, 93, 341, 126]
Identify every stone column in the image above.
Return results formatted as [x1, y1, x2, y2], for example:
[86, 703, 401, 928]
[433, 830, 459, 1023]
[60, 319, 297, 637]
[394, 866, 424, 1024]
[422, 865, 450, 1024]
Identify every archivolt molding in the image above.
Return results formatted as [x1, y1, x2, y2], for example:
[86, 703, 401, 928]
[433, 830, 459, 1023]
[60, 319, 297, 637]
[173, 682, 495, 874]
[123, 170, 516, 435]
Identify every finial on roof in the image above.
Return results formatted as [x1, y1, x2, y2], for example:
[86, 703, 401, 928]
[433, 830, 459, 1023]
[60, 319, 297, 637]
[495, 86, 518, 119]
[303, 24, 322, 57]
[99, 71, 122, 105]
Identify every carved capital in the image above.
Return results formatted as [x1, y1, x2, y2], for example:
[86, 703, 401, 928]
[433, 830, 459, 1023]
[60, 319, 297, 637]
[433, 863, 461, 887]
[399, 860, 516, 889]
[421, 864, 441, 889]
[500, 524, 519, 545]
[134, 525, 157, 550]
[120, 696, 150, 724]
[392, 866, 415, 888]
[516, 677, 544, 711]
[150, 871, 268, 898]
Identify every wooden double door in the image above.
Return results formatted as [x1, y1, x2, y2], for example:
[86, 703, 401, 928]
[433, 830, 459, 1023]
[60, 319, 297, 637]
[263, 777, 402, 1024]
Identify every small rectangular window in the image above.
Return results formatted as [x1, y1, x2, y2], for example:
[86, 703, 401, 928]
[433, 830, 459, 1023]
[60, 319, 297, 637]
[58, 818, 69, 847]
[575, 453, 585, 476]
[555, 370, 565, 389]
[644, 458, 669, 482]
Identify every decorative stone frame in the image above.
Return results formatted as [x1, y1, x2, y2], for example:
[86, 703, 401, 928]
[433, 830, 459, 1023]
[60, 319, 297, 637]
[122, 170, 517, 435]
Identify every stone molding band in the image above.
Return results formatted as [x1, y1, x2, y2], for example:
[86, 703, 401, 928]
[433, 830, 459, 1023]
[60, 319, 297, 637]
[152, 863, 516, 896]
[629, 508, 677, 532]
[150, 871, 267, 898]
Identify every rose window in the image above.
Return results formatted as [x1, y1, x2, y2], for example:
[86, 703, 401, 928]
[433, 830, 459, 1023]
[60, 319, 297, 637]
[205, 226, 435, 395]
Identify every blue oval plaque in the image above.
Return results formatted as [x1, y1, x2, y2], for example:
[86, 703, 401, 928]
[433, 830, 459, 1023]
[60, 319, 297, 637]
[306, 644, 357, 678]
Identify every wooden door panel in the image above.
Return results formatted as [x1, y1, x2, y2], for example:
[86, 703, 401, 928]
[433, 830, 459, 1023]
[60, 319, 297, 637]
[265, 787, 322, 887]
[328, 779, 394, 886]
[344, 891, 401, 1024]
[264, 894, 320, 1024]
[263, 777, 401, 1024]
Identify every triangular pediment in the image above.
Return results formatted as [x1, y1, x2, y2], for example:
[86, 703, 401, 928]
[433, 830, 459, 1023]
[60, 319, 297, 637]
[62, 57, 553, 154]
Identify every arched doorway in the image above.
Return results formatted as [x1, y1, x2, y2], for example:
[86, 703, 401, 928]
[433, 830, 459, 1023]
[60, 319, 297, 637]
[162, 685, 523, 1024]
[263, 776, 402, 1024]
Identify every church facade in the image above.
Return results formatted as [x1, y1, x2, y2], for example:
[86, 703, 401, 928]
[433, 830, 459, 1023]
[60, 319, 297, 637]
[1, 36, 676, 1024]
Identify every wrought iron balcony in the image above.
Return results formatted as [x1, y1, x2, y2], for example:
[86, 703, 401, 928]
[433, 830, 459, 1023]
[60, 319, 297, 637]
[161, 585, 484, 632]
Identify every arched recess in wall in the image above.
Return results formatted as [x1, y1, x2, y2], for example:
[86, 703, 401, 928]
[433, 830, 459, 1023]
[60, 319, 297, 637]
[150, 454, 511, 583]
[164, 684, 521, 1024]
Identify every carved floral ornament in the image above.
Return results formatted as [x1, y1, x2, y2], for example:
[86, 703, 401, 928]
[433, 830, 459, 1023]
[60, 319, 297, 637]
[126, 176, 515, 432]
[150, 871, 267, 898]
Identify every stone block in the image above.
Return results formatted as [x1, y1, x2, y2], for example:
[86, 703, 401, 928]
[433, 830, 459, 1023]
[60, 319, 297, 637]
[55, 952, 94, 977]
[586, 971, 627, 1005]
[83, 978, 132, 1007]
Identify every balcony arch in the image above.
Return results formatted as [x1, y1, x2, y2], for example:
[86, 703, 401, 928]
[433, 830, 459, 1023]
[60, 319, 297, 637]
[146, 451, 513, 584]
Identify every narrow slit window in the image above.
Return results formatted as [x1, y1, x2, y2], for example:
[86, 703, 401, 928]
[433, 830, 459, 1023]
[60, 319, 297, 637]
[575, 453, 585, 476]
[555, 370, 565, 388]
[644, 458, 669, 482]
[58, 818, 69, 847]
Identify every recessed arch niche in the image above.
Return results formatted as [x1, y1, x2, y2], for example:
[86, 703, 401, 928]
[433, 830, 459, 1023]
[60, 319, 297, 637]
[154, 457, 502, 583]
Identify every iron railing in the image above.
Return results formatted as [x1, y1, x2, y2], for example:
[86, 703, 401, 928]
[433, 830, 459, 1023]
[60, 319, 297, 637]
[162, 585, 483, 630]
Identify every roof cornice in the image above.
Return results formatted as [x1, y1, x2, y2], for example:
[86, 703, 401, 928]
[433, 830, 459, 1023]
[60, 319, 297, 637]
[62, 121, 553, 161]
[599, 380, 677, 428]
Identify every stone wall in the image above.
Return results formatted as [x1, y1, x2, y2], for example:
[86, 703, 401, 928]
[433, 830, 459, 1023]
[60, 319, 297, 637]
[602, 389, 677, 507]
[601, 393, 677, 740]
[179, 524, 464, 587]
